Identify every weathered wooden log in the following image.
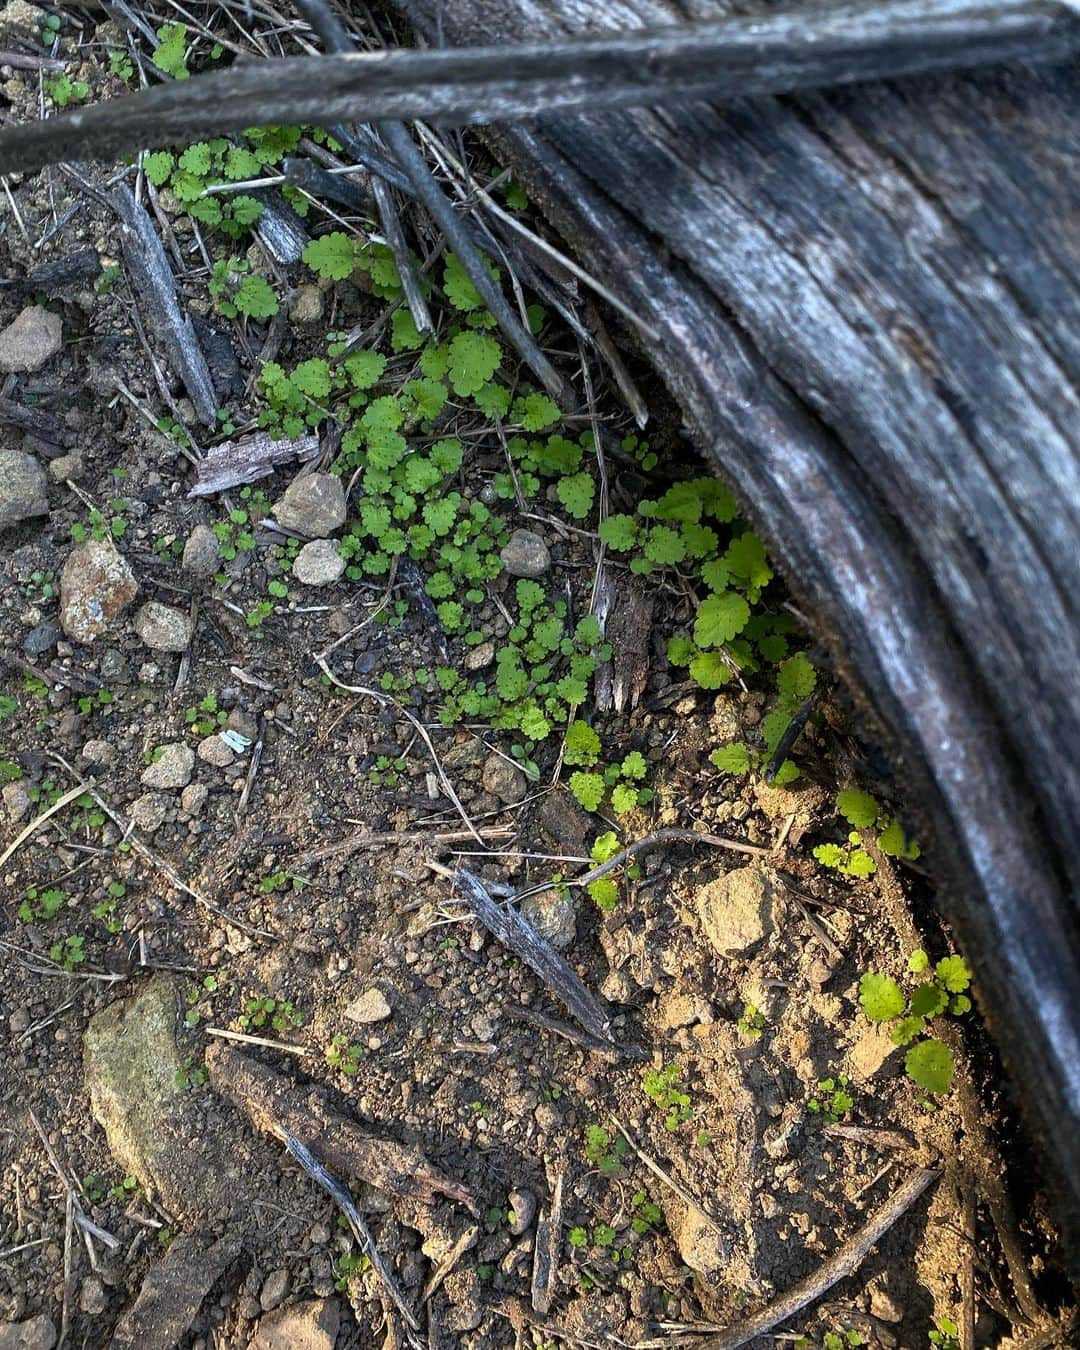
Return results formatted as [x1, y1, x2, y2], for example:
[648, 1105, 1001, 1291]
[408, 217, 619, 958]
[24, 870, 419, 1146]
[398, 0, 1080, 1254]
[1, 0, 1078, 173]
[0, 0, 1076, 1259]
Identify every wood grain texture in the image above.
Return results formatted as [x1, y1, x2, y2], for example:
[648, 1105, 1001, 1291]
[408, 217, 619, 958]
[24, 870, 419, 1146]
[399, 0, 1080, 1256]
[1, 0, 1078, 173]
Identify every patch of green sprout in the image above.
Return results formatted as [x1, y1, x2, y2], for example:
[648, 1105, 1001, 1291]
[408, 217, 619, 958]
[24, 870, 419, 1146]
[71, 791, 107, 832]
[185, 692, 228, 737]
[110, 1175, 140, 1203]
[70, 505, 127, 544]
[334, 1253, 370, 1292]
[709, 650, 815, 787]
[0, 695, 17, 719]
[18, 885, 66, 923]
[0, 760, 21, 782]
[858, 950, 972, 1095]
[238, 996, 302, 1033]
[208, 256, 278, 319]
[256, 869, 305, 893]
[368, 754, 407, 788]
[49, 935, 85, 971]
[326, 1034, 364, 1075]
[39, 12, 61, 45]
[642, 1062, 693, 1132]
[174, 1055, 208, 1089]
[151, 22, 189, 79]
[813, 787, 920, 877]
[928, 1318, 960, 1350]
[77, 688, 113, 717]
[583, 1123, 627, 1175]
[93, 881, 126, 934]
[155, 415, 191, 448]
[807, 1075, 853, 1123]
[108, 48, 134, 81]
[82, 1174, 105, 1204]
[631, 1191, 663, 1235]
[45, 74, 88, 107]
[737, 1002, 766, 1041]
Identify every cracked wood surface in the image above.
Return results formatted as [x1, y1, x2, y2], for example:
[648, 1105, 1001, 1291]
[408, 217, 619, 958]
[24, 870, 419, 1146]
[397, 0, 1080, 1256]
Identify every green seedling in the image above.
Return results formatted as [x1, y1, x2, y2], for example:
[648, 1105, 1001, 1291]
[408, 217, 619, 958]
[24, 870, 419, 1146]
[175, 1055, 208, 1089]
[928, 1318, 959, 1350]
[813, 787, 920, 877]
[859, 950, 972, 1095]
[18, 885, 65, 922]
[49, 935, 85, 970]
[326, 1035, 364, 1074]
[642, 1063, 693, 1131]
[45, 74, 89, 107]
[807, 1075, 853, 1123]
[238, 996, 302, 1033]
[737, 1002, 766, 1041]
[631, 1190, 663, 1235]
[110, 1175, 140, 1203]
[583, 1123, 627, 1175]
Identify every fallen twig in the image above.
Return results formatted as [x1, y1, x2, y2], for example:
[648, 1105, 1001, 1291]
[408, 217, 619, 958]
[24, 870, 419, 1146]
[204, 1026, 313, 1057]
[282, 1130, 423, 1344]
[689, 1166, 941, 1349]
[446, 866, 614, 1046]
[186, 430, 320, 496]
[6, 1, 1077, 174]
[206, 1041, 473, 1209]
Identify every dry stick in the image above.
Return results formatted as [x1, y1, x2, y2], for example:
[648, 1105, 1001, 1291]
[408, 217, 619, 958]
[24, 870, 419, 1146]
[295, 825, 511, 867]
[6, 0, 1078, 175]
[47, 754, 272, 939]
[522, 827, 770, 906]
[422, 1223, 479, 1304]
[447, 866, 615, 1046]
[532, 1155, 566, 1316]
[204, 1025, 313, 1057]
[691, 1166, 941, 1350]
[279, 1128, 423, 1343]
[314, 658, 482, 843]
[612, 1117, 730, 1246]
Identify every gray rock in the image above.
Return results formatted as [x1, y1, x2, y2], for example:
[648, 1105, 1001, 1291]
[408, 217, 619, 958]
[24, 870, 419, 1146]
[508, 1188, 536, 1236]
[250, 1299, 341, 1350]
[0, 305, 62, 373]
[80, 739, 114, 765]
[539, 790, 590, 853]
[271, 473, 345, 538]
[2, 780, 30, 824]
[499, 528, 551, 578]
[133, 601, 191, 653]
[344, 988, 392, 1025]
[130, 793, 168, 834]
[84, 978, 243, 1226]
[98, 648, 129, 684]
[9, 1007, 29, 1035]
[60, 540, 137, 644]
[23, 622, 59, 656]
[481, 752, 527, 805]
[0, 449, 47, 528]
[180, 783, 208, 817]
[520, 887, 577, 952]
[47, 452, 83, 483]
[79, 1275, 107, 1316]
[289, 285, 325, 325]
[141, 743, 194, 790]
[259, 1269, 291, 1313]
[181, 524, 219, 579]
[110, 1234, 241, 1350]
[197, 734, 234, 768]
[464, 641, 495, 672]
[0, 1313, 56, 1350]
[696, 866, 774, 957]
[292, 538, 345, 586]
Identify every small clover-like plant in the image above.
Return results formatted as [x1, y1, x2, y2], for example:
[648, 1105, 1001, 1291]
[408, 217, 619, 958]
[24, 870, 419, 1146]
[45, 74, 89, 107]
[814, 787, 920, 877]
[857, 950, 972, 1096]
[151, 22, 189, 79]
[208, 257, 278, 319]
[583, 1123, 627, 1175]
[807, 1075, 853, 1123]
[928, 1318, 960, 1350]
[303, 232, 359, 281]
[326, 1034, 364, 1075]
[642, 1062, 693, 1132]
[737, 1002, 766, 1041]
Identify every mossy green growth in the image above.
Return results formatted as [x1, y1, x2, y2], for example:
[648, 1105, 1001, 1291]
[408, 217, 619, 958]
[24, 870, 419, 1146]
[858, 950, 971, 1095]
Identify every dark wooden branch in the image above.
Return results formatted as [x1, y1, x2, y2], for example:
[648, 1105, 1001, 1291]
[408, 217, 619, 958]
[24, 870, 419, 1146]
[1, 0, 1077, 174]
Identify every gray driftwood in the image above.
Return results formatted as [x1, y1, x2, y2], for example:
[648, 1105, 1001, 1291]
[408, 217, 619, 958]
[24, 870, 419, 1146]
[397, 0, 1080, 1255]
[1, 0, 1077, 173]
